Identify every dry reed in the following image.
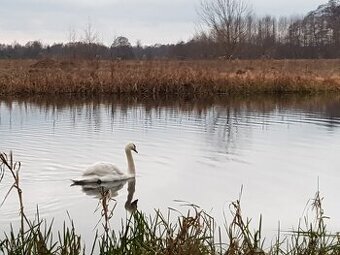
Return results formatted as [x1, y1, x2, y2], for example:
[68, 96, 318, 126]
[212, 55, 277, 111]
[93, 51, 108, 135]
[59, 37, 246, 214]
[0, 59, 340, 96]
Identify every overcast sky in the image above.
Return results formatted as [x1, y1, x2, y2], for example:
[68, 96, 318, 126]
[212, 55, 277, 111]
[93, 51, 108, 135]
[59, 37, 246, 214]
[0, 0, 327, 46]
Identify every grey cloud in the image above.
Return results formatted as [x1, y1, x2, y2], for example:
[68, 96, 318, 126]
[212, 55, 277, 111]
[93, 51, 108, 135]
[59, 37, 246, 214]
[0, 0, 328, 45]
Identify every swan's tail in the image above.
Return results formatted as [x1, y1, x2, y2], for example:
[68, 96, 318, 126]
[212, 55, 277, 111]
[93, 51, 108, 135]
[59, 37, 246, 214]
[71, 175, 133, 186]
[71, 178, 101, 186]
[71, 180, 84, 186]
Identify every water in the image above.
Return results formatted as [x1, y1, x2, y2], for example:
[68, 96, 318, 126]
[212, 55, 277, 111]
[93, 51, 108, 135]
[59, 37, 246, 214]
[1, 95, 340, 244]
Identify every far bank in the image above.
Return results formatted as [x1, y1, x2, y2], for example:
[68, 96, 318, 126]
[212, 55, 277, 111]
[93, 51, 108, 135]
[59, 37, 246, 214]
[0, 59, 339, 96]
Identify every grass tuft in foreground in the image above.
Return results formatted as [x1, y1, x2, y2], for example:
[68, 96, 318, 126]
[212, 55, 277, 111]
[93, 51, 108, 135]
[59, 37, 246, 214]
[1, 152, 340, 254]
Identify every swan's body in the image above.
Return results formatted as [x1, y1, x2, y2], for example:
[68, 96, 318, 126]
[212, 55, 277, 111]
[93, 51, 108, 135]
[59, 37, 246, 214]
[82, 163, 126, 181]
[72, 143, 138, 184]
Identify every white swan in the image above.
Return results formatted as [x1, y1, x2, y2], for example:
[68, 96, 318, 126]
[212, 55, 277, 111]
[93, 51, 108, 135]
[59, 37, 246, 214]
[72, 143, 138, 184]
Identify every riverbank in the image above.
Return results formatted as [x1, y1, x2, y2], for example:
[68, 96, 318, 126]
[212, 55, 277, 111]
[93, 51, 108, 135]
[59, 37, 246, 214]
[0, 59, 340, 96]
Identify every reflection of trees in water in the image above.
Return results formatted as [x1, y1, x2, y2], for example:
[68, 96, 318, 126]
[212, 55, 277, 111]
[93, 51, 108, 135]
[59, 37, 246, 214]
[1, 94, 340, 136]
[210, 106, 248, 155]
[306, 101, 340, 131]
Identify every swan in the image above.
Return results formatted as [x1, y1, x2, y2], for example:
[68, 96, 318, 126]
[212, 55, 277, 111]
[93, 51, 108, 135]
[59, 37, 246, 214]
[72, 143, 138, 184]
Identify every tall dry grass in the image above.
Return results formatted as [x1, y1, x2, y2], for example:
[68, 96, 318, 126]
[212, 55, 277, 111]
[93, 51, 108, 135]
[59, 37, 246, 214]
[0, 59, 340, 96]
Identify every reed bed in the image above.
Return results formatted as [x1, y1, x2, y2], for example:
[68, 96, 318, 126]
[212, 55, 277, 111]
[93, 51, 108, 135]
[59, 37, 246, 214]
[0, 59, 340, 96]
[1, 153, 340, 254]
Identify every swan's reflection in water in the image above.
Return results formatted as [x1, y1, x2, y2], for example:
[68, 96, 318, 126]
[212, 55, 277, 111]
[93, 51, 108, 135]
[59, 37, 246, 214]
[71, 178, 138, 226]
[75, 179, 138, 212]
[72, 179, 138, 231]
[125, 179, 138, 212]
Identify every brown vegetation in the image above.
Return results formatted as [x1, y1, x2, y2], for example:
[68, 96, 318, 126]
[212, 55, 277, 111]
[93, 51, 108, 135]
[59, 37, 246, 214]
[0, 59, 340, 96]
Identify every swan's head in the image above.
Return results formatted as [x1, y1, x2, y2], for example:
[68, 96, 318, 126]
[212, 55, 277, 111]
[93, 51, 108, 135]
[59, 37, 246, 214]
[125, 143, 138, 153]
[125, 199, 138, 212]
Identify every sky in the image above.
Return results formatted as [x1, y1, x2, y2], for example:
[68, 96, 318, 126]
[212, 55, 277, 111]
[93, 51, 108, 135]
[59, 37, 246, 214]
[0, 0, 328, 46]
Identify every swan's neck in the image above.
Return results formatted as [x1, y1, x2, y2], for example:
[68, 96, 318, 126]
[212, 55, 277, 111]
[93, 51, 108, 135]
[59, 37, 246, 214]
[125, 149, 135, 175]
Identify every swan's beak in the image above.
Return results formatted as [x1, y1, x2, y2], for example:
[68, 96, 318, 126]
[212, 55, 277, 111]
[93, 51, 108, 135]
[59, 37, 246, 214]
[133, 148, 138, 153]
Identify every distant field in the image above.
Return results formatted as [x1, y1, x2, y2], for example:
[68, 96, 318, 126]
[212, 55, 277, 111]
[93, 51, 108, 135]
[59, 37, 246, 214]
[0, 59, 340, 96]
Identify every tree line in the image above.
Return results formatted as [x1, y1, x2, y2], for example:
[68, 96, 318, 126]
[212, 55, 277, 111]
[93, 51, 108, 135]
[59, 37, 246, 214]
[0, 0, 339, 60]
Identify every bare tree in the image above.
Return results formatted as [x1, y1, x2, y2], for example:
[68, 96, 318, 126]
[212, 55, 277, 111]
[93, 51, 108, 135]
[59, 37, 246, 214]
[68, 26, 77, 44]
[67, 26, 77, 59]
[198, 0, 251, 58]
[277, 17, 289, 44]
[83, 19, 98, 44]
[327, 0, 340, 46]
[82, 19, 99, 59]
